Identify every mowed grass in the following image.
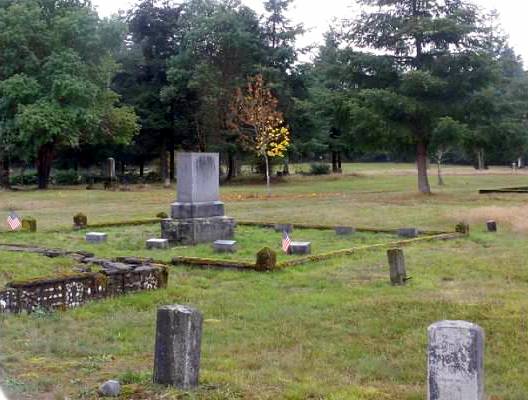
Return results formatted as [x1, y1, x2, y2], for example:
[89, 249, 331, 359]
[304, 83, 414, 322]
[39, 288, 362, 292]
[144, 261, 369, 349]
[0, 252, 76, 287]
[1, 163, 528, 399]
[0, 225, 396, 266]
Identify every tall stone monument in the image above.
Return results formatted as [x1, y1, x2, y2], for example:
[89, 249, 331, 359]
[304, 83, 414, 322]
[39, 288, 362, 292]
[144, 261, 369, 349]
[161, 152, 235, 245]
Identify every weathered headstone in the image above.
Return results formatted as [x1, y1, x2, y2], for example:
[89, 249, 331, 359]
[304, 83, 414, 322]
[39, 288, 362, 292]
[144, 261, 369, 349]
[161, 153, 235, 245]
[455, 222, 469, 235]
[387, 248, 406, 285]
[255, 247, 277, 271]
[98, 380, 121, 397]
[85, 232, 107, 243]
[486, 220, 497, 232]
[73, 213, 88, 230]
[398, 228, 419, 238]
[213, 240, 237, 253]
[288, 241, 311, 255]
[335, 226, 355, 235]
[427, 320, 484, 400]
[274, 223, 293, 233]
[146, 238, 169, 250]
[21, 218, 36, 232]
[153, 304, 203, 389]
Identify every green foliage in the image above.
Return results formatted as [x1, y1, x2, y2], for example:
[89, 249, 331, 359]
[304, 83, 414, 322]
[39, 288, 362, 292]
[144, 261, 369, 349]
[309, 163, 331, 175]
[0, 0, 138, 188]
[9, 172, 38, 186]
[53, 169, 81, 185]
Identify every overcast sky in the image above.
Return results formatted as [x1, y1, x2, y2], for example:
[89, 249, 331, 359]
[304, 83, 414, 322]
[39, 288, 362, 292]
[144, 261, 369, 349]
[93, 0, 527, 67]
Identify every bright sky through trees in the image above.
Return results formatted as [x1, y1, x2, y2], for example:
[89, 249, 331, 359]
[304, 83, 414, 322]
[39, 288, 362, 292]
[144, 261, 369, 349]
[94, 0, 528, 67]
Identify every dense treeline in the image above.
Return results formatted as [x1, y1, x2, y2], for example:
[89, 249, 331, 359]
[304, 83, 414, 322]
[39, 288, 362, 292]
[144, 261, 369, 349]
[0, 0, 526, 192]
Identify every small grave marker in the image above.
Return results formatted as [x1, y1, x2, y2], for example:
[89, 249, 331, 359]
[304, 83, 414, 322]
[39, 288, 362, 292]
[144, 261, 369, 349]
[255, 247, 277, 271]
[274, 223, 293, 233]
[153, 304, 203, 389]
[398, 228, 418, 238]
[428, 320, 484, 400]
[21, 217, 37, 232]
[146, 238, 169, 250]
[288, 241, 311, 255]
[486, 220, 497, 232]
[85, 232, 107, 243]
[213, 240, 237, 253]
[387, 248, 407, 285]
[455, 222, 469, 235]
[335, 226, 355, 235]
[73, 213, 87, 229]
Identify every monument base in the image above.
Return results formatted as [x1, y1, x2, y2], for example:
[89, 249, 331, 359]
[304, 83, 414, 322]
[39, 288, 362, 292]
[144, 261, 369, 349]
[171, 201, 225, 219]
[161, 217, 236, 245]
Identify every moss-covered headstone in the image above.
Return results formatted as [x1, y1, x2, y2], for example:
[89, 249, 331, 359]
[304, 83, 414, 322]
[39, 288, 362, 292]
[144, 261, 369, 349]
[21, 217, 37, 232]
[73, 213, 88, 229]
[455, 222, 469, 235]
[255, 247, 277, 271]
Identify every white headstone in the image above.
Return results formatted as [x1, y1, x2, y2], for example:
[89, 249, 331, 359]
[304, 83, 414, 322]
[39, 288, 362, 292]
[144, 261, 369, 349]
[427, 320, 484, 400]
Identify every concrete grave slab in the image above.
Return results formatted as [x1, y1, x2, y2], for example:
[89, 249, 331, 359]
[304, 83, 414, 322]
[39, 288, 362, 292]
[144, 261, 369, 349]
[146, 238, 170, 250]
[289, 241, 311, 255]
[85, 232, 107, 243]
[213, 240, 237, 253]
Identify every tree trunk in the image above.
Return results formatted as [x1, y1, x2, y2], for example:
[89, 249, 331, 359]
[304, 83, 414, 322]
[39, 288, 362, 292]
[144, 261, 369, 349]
[476, 149, 485, 170]
[332, 151, 339, 173]
[37, 142, 54, 189]
[160, 139, 169, 186]
[139, 159, 144, 178]
[437, 160, 444, 186]
[0, 154, 10, 189]
[226, 153, 236, 181]
[337, 152, 342, 173]
[416, 141, 431, 194]
[169, 146, 175, 181]
[436, 150, 444, 186]
[282, 158, 289, 175]
[264, 155, 271, 196]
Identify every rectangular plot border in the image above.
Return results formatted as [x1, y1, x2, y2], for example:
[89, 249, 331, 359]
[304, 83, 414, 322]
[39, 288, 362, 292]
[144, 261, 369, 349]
[0, 218, 465, 272]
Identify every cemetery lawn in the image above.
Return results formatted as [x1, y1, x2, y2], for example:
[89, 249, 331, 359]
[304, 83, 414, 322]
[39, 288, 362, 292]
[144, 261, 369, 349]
[0, 252, 77, 287]
[1, 163, 528, 399]
[0, 225, 398, 265]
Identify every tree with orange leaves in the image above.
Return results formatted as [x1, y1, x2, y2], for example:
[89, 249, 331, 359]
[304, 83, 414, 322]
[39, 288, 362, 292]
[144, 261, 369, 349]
[230, 74, 290, 194]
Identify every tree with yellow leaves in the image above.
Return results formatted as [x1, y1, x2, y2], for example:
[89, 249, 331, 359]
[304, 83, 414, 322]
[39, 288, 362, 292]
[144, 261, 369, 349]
[229, 74, 290, 194]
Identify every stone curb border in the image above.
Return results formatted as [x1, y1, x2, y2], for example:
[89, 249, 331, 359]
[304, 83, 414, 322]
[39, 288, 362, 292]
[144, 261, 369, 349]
[167, 232, 463, 271]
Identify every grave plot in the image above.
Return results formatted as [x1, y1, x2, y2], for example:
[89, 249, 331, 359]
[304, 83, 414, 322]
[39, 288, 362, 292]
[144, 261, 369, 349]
[0, 251, 78, 288]
[0, 222, 462, 271]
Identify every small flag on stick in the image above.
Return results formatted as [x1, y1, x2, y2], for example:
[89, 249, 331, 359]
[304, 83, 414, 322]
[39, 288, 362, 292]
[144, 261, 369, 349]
[7, 211, 21, 231]
[282, 231, 291, 253]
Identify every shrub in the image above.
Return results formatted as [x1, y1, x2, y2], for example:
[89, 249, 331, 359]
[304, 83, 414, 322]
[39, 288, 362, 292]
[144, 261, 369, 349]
[10, 172, 38, 186]
[145, 171, 161, 183]
[309, 163, 331, 175]
[53, 169, 81, 185]
[156, 212, 169, 219]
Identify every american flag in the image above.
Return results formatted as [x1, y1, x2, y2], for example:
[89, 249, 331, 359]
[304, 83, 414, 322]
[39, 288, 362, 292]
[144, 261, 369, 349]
[282, 231, 291, 253]
[7, 212, 21, 231]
